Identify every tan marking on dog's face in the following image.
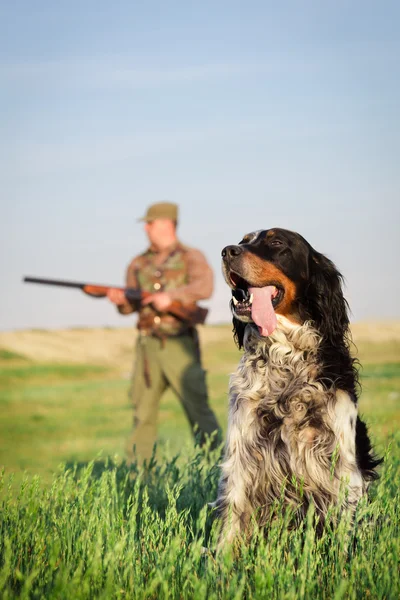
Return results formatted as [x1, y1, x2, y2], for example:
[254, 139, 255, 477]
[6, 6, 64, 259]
[239, 255, 298, 317]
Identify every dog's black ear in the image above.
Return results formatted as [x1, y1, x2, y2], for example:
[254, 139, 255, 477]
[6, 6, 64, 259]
[304, 250, 350, 345]
[232, 316, 247, 349]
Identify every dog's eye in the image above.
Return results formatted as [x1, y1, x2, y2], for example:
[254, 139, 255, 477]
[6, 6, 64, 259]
[270, 240, 283, 247]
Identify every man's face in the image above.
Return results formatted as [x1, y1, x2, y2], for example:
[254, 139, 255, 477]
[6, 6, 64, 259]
[144, 218, 174, 246]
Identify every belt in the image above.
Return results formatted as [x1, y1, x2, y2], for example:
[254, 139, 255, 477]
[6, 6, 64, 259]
[138, 327, 193, 339]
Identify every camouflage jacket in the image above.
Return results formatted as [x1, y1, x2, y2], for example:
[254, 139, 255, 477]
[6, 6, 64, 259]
[117, 241, 214, 335]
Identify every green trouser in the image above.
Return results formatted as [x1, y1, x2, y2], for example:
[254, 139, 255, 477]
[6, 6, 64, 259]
[126, 331, 221, 463]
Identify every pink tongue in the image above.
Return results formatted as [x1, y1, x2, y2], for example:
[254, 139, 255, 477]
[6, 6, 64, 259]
[248, 286, 278, 337]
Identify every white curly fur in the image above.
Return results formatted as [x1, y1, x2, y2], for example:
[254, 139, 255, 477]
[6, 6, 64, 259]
[215, 316, 365, 547]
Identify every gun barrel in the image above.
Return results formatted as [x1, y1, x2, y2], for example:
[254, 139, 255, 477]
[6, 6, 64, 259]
[23, 276, 143, 301]
[23, 276, 86, 289]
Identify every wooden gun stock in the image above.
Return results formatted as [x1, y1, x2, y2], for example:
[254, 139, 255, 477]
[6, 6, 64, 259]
[23, 276, 208, 325]
[163, 301, 208, 326]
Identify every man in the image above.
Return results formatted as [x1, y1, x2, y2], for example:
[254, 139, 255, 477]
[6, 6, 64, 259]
[107, 202, 220, 463]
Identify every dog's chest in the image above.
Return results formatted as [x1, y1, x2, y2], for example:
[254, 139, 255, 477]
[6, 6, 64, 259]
[227, 325, 328, 445]
[230, 334, 319, 409]
[225, 326, 361, 488]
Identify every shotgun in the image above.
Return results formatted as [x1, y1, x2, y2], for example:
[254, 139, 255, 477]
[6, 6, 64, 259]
[23, 276, 208, 325]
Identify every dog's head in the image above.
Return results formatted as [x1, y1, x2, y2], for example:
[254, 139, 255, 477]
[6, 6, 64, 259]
[222, 228, 350, 348]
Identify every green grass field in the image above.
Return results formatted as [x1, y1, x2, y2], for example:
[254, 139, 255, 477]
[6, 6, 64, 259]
[0, 326, 399, 598]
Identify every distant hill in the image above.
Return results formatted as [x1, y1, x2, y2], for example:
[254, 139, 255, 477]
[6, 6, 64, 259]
[0, 322, 399, 368]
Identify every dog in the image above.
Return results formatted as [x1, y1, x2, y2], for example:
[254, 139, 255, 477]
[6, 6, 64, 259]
[213, 228, 381, 547]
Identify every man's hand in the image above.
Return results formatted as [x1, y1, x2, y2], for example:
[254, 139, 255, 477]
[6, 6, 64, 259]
[142, 292, 172, 312]
[107, 288, 127, 305]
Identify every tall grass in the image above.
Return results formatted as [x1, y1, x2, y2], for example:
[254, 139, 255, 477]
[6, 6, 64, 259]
[1, 331, 399, 597]
[1, 436, 399, 599]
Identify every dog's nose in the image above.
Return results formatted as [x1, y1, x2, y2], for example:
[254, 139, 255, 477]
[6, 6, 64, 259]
[222, 245, 243, 259]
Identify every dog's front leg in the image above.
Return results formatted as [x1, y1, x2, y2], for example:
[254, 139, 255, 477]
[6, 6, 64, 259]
[214, 398, 257, 550]
[215, 457, 251, 550]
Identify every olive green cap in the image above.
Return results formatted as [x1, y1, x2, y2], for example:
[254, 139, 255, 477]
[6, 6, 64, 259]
[138, 202, 178, 222]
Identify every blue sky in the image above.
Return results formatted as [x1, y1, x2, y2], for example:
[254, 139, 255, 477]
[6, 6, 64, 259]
[1, 1, 399, 330]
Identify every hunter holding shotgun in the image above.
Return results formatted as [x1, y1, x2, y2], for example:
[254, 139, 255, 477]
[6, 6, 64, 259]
[107, 202, 221, 463]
